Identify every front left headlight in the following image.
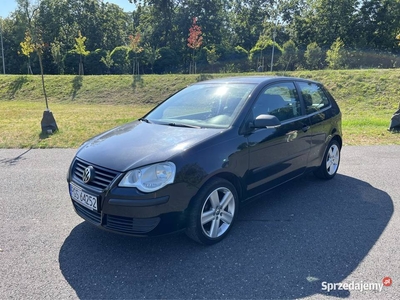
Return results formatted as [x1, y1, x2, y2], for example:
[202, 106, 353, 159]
[118, 162, 176, 193]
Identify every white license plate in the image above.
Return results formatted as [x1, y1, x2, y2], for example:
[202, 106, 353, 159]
[70, 184, 98, 211]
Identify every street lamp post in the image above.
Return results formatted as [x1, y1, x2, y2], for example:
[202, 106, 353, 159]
[0, 18, 5, 74]
[270, 28, 276, 72]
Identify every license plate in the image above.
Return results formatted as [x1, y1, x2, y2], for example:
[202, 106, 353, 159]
[70, 184, 98, 211]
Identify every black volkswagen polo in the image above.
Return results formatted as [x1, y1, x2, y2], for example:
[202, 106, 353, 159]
[67, 76, 342, 245]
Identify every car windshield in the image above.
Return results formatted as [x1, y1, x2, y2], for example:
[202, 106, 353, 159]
[145, 83, 256, 128]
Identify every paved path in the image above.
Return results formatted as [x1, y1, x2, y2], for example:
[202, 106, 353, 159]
[0, 146, 399, 299]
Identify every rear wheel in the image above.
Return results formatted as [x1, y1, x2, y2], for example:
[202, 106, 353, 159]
[186, 178, 238, 245]
[314, 139, 341, 179]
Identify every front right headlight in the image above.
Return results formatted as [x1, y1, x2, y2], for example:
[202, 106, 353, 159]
[118, 162, 176, 193]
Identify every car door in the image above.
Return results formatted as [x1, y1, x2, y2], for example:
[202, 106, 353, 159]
[296, 81, 334, 168]
[245, 81, 312, 198]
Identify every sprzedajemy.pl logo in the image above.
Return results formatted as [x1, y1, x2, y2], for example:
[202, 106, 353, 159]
[321, 277, 392, 293]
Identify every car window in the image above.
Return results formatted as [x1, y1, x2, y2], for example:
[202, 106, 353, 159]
[146, 83, 256, 128]
[252, 82, 301, 122]
[297, 82, 331, 114]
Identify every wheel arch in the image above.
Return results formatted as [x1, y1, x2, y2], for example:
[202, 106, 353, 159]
[330, 131, 343, 149]
[184, 172, 244, 219]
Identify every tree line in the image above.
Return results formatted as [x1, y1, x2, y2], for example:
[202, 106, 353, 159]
[1, 0, 400, 75]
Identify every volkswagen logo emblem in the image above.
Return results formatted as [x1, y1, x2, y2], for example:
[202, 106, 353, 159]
[82, 166, 95, 184]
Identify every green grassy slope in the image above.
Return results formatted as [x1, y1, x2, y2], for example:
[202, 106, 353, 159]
[1, 70, 399, 108]
[0, 70, 399, 147]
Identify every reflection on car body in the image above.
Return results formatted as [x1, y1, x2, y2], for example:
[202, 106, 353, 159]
[67, 76, 342, 245]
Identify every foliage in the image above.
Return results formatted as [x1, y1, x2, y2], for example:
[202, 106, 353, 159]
[304, 42, 325, 70]
[72, 31, 90, 75]
[129, 33, 143, 54]
[204, 45, 220, 65]
[129, 33, 143, 75]
[100, 50, 114, 74]
[279, 40, 298, 71]
[110, 46, 130, 74]
[154, 47, 179, 74]
[50, 39, 63, 74]
[19, 31, 35, 74]
[143, 43, 160, 74]
[86, 49, 106, 75]
[326, 38, 346, 70]
[187, 17, 203, 74]
[249, 35, 282, 71]
[2, 0, 400, 75]
[187, 17, 203, 51]
[19, 30, 35, 58]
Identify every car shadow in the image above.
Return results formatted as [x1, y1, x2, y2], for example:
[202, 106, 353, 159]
[59, 173, 393, 299]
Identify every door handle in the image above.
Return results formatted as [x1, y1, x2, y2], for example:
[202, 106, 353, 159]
[302, 125, 310, 132]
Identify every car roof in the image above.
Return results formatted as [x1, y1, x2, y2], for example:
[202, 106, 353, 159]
[194, 76, 320, 85]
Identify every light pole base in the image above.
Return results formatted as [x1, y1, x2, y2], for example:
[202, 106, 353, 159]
[41, 110, 58, 134]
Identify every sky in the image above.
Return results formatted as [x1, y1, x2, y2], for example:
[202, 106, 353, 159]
[0, 0, 134, 18]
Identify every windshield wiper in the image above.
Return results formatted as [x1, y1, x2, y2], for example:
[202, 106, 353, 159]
[139, 118, 152, 123]
[166, 122, 201, 129]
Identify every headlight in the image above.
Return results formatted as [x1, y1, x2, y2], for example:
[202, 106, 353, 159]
[119, 162, 176, 193]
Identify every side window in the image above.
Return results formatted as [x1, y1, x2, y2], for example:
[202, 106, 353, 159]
[252, 82, 301, 122]
[297, 82, 331, 114]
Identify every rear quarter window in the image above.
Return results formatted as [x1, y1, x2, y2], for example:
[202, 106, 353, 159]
[297, 82, 331, 114]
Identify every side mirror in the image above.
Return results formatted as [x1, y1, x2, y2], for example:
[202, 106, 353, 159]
[252, 114, 281, 128]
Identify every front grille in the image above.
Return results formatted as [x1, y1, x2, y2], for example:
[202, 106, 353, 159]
[73, 202, 101, 224]
[73, 202, 160, 234]
[72, 158, 119, 190]
[105, 215, 160, 234]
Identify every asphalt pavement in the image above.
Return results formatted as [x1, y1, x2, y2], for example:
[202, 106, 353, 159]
[0, 146, 399, 299]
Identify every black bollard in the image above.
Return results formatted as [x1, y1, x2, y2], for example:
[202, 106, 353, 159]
[41, 110, 58, 134]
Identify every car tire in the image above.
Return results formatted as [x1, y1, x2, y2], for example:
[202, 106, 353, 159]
[314, 139, 341, 180]
[185, 178, 239, 245]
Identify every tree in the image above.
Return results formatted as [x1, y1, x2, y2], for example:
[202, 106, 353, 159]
[354, 0, 400, 51]
[50, 39, 63, 74]
[73, 31, 90, 75]
[33, 32, 51, 110]
[128, 32, 143, 76]
[250, 34, 282, 71]
[304, 42, 324, 70]
[4, 0, 400, 74]
[110, 46, 130, 74]
[310, 0, 359, 47]
[19, 30, 35, 74]
[204, 45, 220, 71]
[100, 50, 113, 74]
[279, 40, 298, 71]
[143, 43, 159, 74]
[326, 37, 346, 69]
[187, 17, 203, 74]
[130, 0, 175, 47]
[227, 0, 268, 50]
[153, 47, 178, 74]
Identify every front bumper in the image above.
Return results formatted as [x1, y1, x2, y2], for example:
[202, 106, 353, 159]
[67, 158, 196, 236]
[71, 200, 188, 236]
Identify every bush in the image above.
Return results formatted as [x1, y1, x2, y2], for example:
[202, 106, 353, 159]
[154, 47, 179, 74]
[85, 49, 107, 75]
[110, 46, 131, 74]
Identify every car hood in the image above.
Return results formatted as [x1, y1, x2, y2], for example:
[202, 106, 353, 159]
[76, 121, 221, 172]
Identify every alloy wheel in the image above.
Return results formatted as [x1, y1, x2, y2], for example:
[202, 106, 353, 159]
[200, 187, 235, 239]
[326, 144, 340, 176]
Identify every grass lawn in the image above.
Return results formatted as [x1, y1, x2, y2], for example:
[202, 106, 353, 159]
[0, 101, 152, 148]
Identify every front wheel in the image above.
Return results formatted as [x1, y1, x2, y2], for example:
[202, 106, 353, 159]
[314, 139, 341, 180]
[185, 178, 239, 245]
